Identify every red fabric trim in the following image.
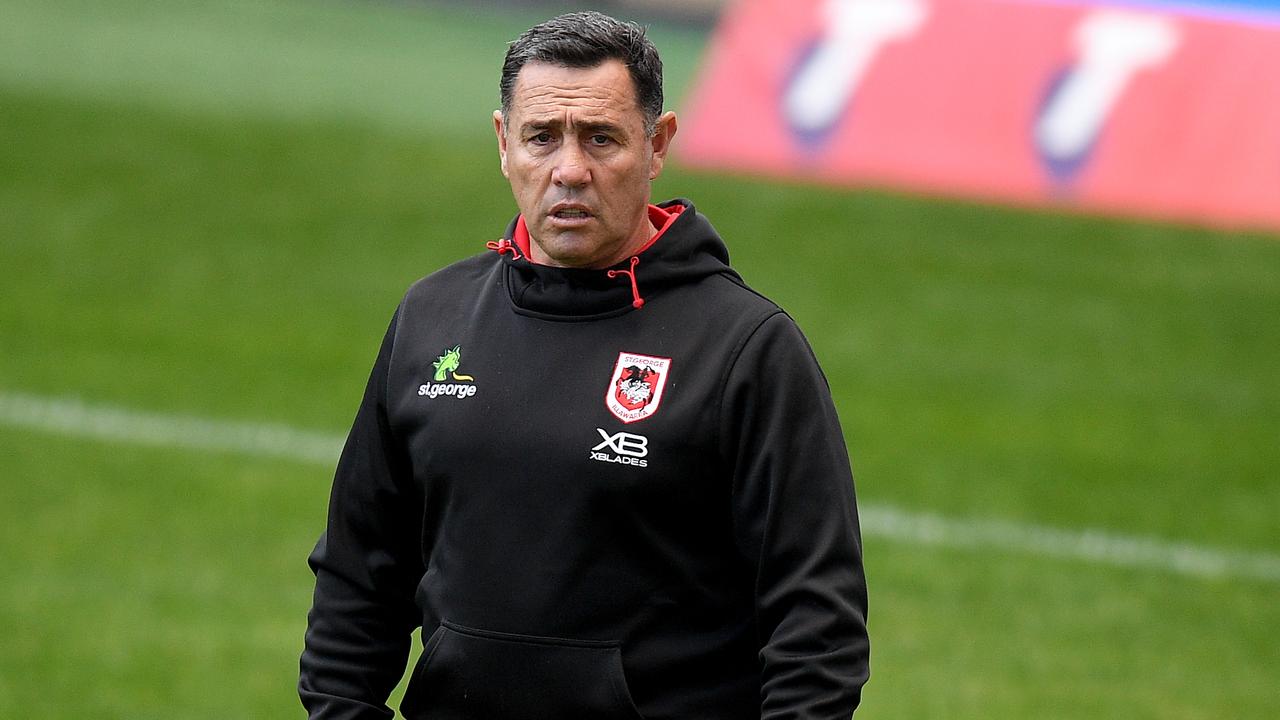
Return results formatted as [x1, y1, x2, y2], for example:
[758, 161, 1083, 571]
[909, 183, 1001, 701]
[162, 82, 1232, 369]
[511, 204, 684, 265]
[636, 203, 683, 256]
[513, 215, 533, 258]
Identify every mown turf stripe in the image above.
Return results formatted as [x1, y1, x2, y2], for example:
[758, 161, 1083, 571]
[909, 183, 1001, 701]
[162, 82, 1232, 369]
[4, 390, 1278, 584]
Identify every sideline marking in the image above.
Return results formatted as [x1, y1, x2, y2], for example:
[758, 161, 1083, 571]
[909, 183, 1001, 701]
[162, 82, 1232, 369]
[2, 390, 1277, 585]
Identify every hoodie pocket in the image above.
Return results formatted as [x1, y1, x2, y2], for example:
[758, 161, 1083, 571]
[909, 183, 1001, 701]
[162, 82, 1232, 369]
[400, 620, 645, 720]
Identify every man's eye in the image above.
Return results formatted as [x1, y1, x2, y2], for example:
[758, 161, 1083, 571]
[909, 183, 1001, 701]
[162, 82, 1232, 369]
[589, 134, 612, 146]
[530, 132, 552, 144]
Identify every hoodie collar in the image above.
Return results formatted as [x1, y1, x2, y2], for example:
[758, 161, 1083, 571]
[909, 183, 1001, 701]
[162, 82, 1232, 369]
[488, 198, 738, 320]
[510, 204, 683, 263]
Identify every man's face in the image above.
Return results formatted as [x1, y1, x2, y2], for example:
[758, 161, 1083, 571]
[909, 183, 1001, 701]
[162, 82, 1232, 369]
[495, 59, 676, 269]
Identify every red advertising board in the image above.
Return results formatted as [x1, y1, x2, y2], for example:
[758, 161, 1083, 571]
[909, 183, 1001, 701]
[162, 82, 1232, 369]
[678, 0, 1280, 231]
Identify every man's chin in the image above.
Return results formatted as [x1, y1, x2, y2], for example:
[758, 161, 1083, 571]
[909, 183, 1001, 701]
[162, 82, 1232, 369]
[532, 235, 616, 269]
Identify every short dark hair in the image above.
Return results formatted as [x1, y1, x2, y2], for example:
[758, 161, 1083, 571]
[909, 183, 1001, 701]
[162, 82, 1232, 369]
[500, 11, 664, 134]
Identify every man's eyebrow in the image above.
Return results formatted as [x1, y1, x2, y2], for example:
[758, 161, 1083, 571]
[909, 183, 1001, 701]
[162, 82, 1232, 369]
[521, 118, 561, 132]
[519, 119, 624, 134]
[577, 121, 624, 135]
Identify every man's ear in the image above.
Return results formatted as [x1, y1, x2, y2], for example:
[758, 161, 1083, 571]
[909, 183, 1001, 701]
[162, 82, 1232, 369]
[493, 110, 510, 179]
[648, 111, 678, 181]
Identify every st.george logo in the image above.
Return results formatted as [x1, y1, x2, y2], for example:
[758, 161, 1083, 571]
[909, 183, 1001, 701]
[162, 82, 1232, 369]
[605, 352, 671, 423]
[419, 344, 477, 399]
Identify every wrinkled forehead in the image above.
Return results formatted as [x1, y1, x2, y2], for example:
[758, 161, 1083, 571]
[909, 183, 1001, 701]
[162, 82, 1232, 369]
[508, 60, 642, 126]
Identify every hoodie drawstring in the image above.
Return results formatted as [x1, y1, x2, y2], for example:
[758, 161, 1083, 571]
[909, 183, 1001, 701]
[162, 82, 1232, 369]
[486, 238, 524, 260]
[607, 256, 645, 309]
[491, 238, 645, 310]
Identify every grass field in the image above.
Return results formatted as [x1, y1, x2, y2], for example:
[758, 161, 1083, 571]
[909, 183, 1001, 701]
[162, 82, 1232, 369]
[2, 1, 1279, 717]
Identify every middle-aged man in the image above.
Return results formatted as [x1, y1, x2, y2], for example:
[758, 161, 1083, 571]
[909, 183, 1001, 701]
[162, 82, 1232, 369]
[301, 11, 869, 720]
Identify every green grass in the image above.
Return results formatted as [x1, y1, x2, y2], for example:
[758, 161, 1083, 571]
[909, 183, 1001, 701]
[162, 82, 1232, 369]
[0, 429, 324, 718]
[2, 0, 1278, 717]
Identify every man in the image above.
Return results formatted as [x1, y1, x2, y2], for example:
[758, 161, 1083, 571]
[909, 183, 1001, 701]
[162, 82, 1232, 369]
[300, 11, 869, 719]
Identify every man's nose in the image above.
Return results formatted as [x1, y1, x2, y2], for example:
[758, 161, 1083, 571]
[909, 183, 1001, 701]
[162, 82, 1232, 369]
[552, 144, 591, 188]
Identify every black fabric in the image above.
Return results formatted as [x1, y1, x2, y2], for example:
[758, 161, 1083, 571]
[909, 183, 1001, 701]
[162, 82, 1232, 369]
[500, 199, 736, 319]
[300, 199, 869, 719]
[400, 621, 643, 719]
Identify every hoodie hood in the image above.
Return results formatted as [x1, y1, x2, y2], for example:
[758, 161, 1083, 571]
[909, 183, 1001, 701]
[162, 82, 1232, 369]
[488, 198, 741, 319]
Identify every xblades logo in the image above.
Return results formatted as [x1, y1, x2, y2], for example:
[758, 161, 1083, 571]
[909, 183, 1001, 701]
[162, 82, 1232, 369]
[590, 428, 649, 468]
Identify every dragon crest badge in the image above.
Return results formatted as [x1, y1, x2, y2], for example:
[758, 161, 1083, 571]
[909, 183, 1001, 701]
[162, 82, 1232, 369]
[605, 352, 672, 424]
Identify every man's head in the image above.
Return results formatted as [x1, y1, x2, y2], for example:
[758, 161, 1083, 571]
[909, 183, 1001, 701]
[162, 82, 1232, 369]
[500, 11, 665, 136]
[494, 12, 677, 269]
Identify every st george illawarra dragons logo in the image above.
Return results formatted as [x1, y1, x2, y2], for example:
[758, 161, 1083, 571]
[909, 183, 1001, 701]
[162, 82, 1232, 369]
[605, 352, 672, 423]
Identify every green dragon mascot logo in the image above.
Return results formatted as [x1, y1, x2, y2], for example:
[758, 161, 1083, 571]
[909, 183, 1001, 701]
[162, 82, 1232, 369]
[432, 345, 474, 382]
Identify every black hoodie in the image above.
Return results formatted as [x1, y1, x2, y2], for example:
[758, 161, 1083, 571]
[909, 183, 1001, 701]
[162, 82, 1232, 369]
[300, 199, 869, 719]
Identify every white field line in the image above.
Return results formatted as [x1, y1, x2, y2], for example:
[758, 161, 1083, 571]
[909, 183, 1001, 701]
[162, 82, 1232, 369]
[0, 390, 342, 466]
[859, 505, 1280, 584]
[3, 390, 1278, 585]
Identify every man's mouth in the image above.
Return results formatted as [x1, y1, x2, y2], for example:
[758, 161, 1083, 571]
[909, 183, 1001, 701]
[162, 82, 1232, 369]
[550, 203, 593, 220]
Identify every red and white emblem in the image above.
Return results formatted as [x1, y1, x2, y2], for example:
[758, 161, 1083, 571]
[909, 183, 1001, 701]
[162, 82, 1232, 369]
[605, 352, 672, 424]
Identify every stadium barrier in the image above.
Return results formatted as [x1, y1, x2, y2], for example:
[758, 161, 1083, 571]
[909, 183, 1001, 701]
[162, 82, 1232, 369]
[679, 0, 1280, 231]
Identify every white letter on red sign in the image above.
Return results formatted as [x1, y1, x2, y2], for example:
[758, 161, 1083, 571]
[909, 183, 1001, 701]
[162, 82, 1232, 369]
[1035, 10, 1180, 172]
[784, 0, 929, 140]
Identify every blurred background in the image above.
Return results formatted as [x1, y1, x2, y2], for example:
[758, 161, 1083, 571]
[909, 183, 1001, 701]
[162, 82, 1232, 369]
[1, 0, 1277, 717]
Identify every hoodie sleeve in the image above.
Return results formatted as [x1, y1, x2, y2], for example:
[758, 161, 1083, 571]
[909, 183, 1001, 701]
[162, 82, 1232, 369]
[299, 309, 425, 719]
[721, 311, 871, 719]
